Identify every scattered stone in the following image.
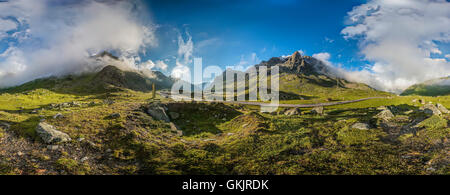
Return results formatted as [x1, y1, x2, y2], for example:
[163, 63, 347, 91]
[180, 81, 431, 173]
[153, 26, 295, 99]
[419, 99, 425, 104]
[203, 139, 216, 142]
[47, 145, 59, 150]
[420, 104, 442, 116]
[375, 109, 394, 120]
[436, 103, 449, 114]
[31, 109, 39, 114]
[40, 119, 46, 122]
[109, 113, 121, 119]
[311, 106, 324, 115]
[36, 122, 71, 144]
[71, 101, 81, 107]
[77, 137, 85, 142]
[53, 113, 64, 119]
[106, 149, 112, 153]
[227, 133, 234, 136]
[103, 99, 115, 105]
[284, 108, 301, 116]
[169, 112, 180, 120]
[405, 110, 414, 115]
[80, 157, 89, 162]
[146, 102, 170, 122]
[351, 123, 370, 130]
[17, 151, 24, 156]
[412, 99, 417, 103]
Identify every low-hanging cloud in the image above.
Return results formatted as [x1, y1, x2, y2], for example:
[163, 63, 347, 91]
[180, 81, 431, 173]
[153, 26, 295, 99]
[171, 31, 193, 80]
[0, 0, 157, 87]
[341, 0, 450, 93]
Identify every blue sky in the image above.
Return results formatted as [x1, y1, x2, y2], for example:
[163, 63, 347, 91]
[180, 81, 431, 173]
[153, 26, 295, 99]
[144, 0, 369, 71]
[0, 0, 449, 92]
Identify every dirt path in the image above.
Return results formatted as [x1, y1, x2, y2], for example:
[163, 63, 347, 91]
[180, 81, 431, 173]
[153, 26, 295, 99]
[219, 97, 387, 108]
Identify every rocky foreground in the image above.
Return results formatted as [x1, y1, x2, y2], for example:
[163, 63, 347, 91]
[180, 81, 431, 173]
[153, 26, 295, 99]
[0, 94, 449, 175]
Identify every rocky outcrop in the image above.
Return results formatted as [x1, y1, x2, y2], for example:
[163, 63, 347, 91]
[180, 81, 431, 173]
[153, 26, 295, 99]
[375, 109, 394, 120]
[36, 122, 71, 144]
[284, 108, 301, 116]
[351, 123, 370, 130]
[436, 103, 449, 114]
[146, 102, 170, 122]
[420, 104, 442, 116]
[311, 106, 324, 115]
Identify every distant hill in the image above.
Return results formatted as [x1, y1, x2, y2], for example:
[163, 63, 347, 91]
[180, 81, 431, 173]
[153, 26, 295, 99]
[401, 76, 450, 96]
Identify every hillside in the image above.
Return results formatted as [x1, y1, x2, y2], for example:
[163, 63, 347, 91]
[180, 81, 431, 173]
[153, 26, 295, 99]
[401, 76, 450, 96]
[0, 54, 174, 95]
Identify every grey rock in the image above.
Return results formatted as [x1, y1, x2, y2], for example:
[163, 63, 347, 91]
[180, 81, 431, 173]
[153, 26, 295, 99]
[284, 108, 301, 116]
[80, 157, 89, 162]
[227, 133, 234, 136]
[71, 101, 81, 107]
[351, 123, 370, 130]
[311, 106, 324, 115]
[109, 113, 121, 119]
[436, 103, 449, 114]
[36, 122, 71, 144]
[420, 104, 441, 116]
[53, 113, 64, 119]
[375, 109, 394, 120]
[146, 103, 170, 122]
[47, 145, 59, 150]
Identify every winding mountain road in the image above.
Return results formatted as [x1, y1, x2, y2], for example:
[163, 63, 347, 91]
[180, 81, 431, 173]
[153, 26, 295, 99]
[159, 92, 387, 108]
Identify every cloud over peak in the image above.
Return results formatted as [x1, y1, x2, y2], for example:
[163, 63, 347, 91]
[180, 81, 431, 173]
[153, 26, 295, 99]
[341, 0, 450, 93]
[0, 0, 157, 87]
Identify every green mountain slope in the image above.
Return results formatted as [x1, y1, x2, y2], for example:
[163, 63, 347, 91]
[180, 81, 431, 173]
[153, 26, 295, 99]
[401, 76, 450, 96]
[207, 51, 391, 102]
[0, 54, 174, 95]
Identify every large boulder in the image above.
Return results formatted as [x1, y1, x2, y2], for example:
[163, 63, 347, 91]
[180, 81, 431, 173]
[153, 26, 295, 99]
[436, 103, 449, 114]
[311, 106, 324, 115]
[36, 122, 71, 144]
[146, 102, 170, 122]
[351, 123, 370, 130]
[284, 108, 301, 116]
[420, 104, 442, 116]
[375, 109, 394, 120]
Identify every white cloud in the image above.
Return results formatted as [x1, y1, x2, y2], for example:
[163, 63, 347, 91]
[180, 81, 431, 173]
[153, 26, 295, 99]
[341, 0, 450, 93]
[155, 60, 168, 70]
[312, 52, 331, 65]
[0, 0, 157, 87]
[171, 31, 193, 80]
